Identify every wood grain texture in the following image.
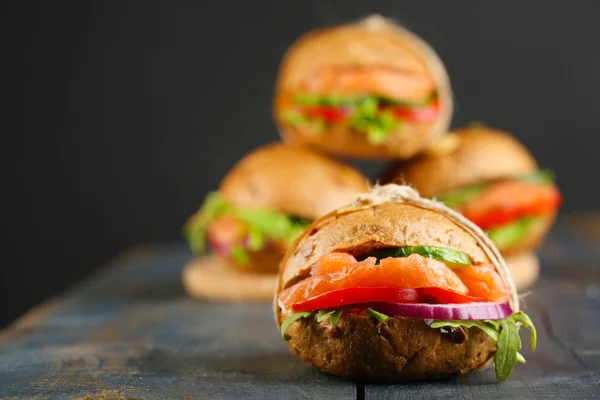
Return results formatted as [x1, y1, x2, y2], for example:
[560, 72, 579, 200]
[1, 215, 599, 399]
[0, 245, 354, 399]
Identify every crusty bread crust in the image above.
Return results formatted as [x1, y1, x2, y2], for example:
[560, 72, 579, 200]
[219, 143, 370, 220]
[381, 126, 539, 196]
[273, 15, 452, 159]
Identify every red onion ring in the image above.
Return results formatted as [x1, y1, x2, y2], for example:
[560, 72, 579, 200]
[370, 301, 513, 321]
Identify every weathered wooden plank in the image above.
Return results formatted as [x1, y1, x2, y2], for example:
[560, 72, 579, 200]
[1, 215, 599, 399]
[365, 218, 600, 399]
[0, 245, 355, 400]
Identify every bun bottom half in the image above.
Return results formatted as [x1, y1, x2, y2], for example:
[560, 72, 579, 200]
[283, 312, 496, 381]
[278, 119, 442, 160]
[183, 255, 276, 302]
[504, 252, 540, 291]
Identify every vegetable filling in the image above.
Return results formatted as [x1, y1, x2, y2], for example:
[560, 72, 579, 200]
[436, 170, 562, 249]
[279, 92, 440, 145]
[184, 192, 311, 265]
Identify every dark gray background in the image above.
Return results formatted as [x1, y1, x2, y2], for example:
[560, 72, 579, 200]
[5, 1, 599, 326]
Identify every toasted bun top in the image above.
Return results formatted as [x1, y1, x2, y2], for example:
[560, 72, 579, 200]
[276, 184, 519, 312]
[381, 125, 539, 197]
[219, 143, 370, 220]
[275, 15, 453, 138]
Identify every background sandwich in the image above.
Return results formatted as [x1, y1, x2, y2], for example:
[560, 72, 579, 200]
[381, 125, 561, 289]
[273, 15, 452, 159]
[183, 143, 370, 300]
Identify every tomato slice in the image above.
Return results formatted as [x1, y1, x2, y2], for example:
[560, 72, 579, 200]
[291, 287, 423, 311]
[462, 181, 562, 230]
[390, 98, 440, 122]
[423, 287, 485, 304]
[300, 105, 353, 123]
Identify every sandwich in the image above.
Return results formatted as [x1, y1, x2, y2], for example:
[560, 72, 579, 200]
[275, 184, 536, 381]
[273, 15, 452, 159]
[183, 143, 370, 300]
[381, 125, 561, 289]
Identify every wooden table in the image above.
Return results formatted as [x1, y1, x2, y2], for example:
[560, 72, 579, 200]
[1, 214, 599, 399]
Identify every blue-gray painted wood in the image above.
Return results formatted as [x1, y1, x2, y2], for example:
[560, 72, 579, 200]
[0, 215, 599, 399]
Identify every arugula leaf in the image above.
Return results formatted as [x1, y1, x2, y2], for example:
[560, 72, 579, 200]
[431, 311, 537, 382]
[495, 319, 522, 381]
[281, 311, 312, 341]
[487, 217, 535, 250]
[316, 308, 344, 325]
[430, 320, 499, 342]
[330, 308, 344, 325]
[367, 308, 388, 323]
[316, 309, 336, 323]
[360, 246, 471, 268]
[511, 311, 537, 351]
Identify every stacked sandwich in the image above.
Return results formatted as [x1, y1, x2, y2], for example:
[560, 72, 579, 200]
[185, 15, 560, 382]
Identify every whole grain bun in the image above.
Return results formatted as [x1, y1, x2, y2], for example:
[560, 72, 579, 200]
[381, 125, 539, 197]
[220, 143, 370, 220]
[504, 252, 540, 291]
[275, 185, 518, 380]
[273, 15, 452, 159]
[284, 312, 496, 381]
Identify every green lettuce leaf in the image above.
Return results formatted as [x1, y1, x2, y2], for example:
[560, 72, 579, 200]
[436, 184, 487, 209]
[288, 93, 441, 145]
[184, 192, 232, 254]
[350, 98, 399, 145]
[230, 245, 250, 265]
[430, 311, 537, 381]
[184, 192, 311, 256]
[487, 217, 535, 250]
[360, 245, 471, 268]
[517, 169, 555, 185]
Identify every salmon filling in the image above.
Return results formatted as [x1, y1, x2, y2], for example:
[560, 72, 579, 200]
[278, 250, 510, 311]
